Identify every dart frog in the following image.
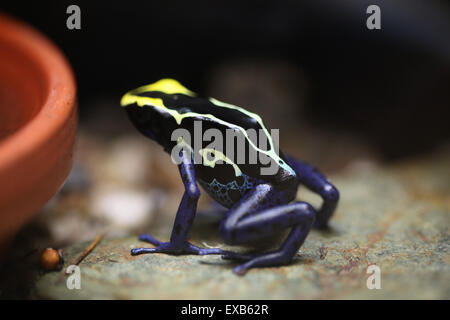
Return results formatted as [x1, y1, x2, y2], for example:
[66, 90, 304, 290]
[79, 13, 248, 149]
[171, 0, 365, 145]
[121, 79, 339, 275]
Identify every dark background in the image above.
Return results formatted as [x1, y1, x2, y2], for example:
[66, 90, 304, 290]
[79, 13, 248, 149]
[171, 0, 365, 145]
[2, 0, 450, 159]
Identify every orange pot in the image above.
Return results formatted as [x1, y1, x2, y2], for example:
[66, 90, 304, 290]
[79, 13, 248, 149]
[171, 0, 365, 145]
[0, 14, 77, 255]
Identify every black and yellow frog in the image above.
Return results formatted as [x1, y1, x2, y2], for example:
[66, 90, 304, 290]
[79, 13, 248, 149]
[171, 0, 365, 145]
[121, 79, 339, 275]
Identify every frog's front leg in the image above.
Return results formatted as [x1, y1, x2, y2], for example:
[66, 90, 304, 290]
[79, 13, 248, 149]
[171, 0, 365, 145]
[131, 150, 229, 256]
[219, 184, 316, 275]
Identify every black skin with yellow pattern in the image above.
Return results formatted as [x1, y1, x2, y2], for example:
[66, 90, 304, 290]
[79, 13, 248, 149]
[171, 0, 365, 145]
[123, 80, 339, 275]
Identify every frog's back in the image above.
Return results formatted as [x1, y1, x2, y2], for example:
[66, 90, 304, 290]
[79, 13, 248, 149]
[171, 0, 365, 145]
[132, 92, 262, 134]
[121, 79, 298, 208]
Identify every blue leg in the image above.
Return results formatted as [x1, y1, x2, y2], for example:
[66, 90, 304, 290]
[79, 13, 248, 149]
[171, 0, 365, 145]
[220, 184, 316, 275]
[131, 150, 230, 256]
[285, 155, 339, 228]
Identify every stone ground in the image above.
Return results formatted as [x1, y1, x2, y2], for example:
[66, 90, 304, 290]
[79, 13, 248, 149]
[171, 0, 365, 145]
[31, 151, 449, 299]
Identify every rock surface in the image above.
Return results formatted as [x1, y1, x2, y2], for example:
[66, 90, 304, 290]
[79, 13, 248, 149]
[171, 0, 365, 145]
[32, 153, 450, 299]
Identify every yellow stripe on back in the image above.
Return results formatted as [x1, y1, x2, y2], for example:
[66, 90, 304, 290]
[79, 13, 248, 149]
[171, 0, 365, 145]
[120, 79, 295, 176]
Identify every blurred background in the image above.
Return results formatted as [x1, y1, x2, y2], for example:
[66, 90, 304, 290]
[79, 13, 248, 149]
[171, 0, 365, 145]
[3, 0, 449, 158]
[0, 0, 449, 298]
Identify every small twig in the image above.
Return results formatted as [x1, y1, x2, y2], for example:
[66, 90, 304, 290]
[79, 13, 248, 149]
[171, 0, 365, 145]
[65, 233, 104, 274]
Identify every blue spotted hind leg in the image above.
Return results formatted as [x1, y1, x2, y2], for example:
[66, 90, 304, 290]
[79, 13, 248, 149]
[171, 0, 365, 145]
[220, 184, 316, 275]
[131, 149, 229, 256]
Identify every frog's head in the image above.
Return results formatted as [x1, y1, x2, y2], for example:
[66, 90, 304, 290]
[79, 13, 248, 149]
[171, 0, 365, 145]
[120, 79, 196, 143]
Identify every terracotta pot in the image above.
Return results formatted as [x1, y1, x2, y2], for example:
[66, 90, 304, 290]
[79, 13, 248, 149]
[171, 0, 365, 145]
[0, 14, 77, 255]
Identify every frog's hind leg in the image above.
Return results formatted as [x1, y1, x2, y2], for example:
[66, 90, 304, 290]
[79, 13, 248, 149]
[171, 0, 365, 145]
[285, 155, 339, 228]
[219, 184, 316, 275]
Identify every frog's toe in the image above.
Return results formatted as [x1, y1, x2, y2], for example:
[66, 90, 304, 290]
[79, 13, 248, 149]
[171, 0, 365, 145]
[233, 264, 250, 276]
[138, 234, 161, 245]
[131, 242, 182, 255]
[131, 247, 159, 255]
[185, 242, 230, 255]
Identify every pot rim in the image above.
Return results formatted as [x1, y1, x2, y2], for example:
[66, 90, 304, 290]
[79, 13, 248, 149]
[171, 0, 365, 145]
[0, 13, 76, 172]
